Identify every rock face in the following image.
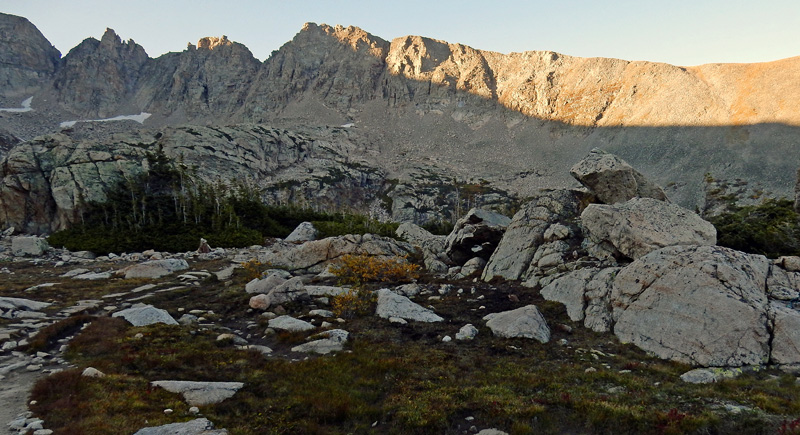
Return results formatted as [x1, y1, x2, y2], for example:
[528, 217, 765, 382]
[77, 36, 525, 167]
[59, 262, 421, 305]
[0, 13, 60, 97]
[570, 149, 668, 204]
[482, 190, 586, 282]
[581, 197, 717, 260]
[612, 245, 772, 367]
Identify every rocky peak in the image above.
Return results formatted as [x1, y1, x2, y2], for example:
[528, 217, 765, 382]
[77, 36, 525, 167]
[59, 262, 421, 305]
[53, 28, 149, 118]
[197, 35, 232, 50]
[0, 13, 60, 98]
[301, 22, 387, 56]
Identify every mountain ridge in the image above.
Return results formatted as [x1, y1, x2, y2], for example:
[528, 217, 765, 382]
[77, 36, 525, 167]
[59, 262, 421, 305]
[1, 13, 799, 233]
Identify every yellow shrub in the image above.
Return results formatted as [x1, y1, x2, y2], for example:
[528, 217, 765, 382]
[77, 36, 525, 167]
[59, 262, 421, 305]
[330, 254, 420, 287]
[331, 288, 376, 318]
[242, 258, 268, 281]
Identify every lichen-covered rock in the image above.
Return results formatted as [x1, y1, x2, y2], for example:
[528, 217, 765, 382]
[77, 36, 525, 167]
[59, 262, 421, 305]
[581, 197, 716, 260]
[570, 148, 668, 204]
[483, 190, 586, 282]
[483, 305, 550, 343]
[444, 208, 511, 265]
[612, 245, 771, 367]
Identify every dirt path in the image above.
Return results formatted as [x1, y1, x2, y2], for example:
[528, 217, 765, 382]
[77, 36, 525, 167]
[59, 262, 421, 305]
[0, 369, 42, 426]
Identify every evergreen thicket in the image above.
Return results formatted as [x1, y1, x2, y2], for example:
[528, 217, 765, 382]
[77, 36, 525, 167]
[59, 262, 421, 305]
[48, 150, 400, 255]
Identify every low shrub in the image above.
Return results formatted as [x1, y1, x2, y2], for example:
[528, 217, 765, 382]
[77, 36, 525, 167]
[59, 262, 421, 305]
[330, 254, 420, 287]
[709, 198, 800, 258]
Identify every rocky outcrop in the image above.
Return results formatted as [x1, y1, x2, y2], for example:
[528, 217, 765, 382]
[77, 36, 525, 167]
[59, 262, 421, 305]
[581, 197, 717, 260]
[0, 13, 60, 98]
[257, 234, 414, 273]
[444, 208, 510, 265]
[150, 381, 244, 406]
[482, 189, 586, 282]
[112, 304, 179, 327]
[570, 149, 668, 204]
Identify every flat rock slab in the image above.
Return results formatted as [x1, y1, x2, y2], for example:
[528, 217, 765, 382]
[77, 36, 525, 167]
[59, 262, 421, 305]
[483, 305, 550, 343]
[112, 305, 178, 327]
[0, 297, 51, 312]
[375, 289, 443, 322]
[268, 315, 315, 332]
[134, 417, 228, 434]
[124, 259, 189, 279]
[150, 381, 244, 406]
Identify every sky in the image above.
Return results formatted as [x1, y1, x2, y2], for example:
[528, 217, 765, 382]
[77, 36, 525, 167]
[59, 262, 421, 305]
[3, 0, 799, 66]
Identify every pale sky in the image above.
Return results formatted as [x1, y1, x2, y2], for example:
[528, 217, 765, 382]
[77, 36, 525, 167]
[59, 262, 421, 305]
[3, 0, 799, 66]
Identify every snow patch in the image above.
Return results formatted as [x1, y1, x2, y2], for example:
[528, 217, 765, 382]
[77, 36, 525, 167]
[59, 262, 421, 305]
[0, 97, 34, 113]
[60, 112, 151, 128]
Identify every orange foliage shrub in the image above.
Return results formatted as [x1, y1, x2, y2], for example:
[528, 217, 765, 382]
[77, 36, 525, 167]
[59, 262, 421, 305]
[330, 254, 420, 287]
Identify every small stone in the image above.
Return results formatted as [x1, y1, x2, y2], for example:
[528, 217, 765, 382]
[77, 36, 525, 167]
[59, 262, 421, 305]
[164, 408, 173, 415]
[82, 367, 105, 378]
[442, 335, 452, 342]
[26, 364, 42, 372]
[189, 406, 200, 415]
[388, 317, 407, 325]
[585, 367, 597, 373]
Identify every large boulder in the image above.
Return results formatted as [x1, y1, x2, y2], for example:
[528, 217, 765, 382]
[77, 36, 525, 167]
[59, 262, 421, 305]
[444, 208, 511, 265]
[123, 259, 190, 279]
[285, 221, 318, 242]
[612, 245, 771, 367]
[570, 148, 668, 204]
[483, 305, 551, 343]
[375, 289, 443, 322]
[257, 234, 414, 273]
[482, 190, 586, 281]
[11, 235, 49, 257]
[581, 197, 716, 260]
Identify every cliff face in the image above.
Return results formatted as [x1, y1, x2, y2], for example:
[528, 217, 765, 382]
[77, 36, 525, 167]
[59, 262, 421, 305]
[1, 14, 800, 233]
